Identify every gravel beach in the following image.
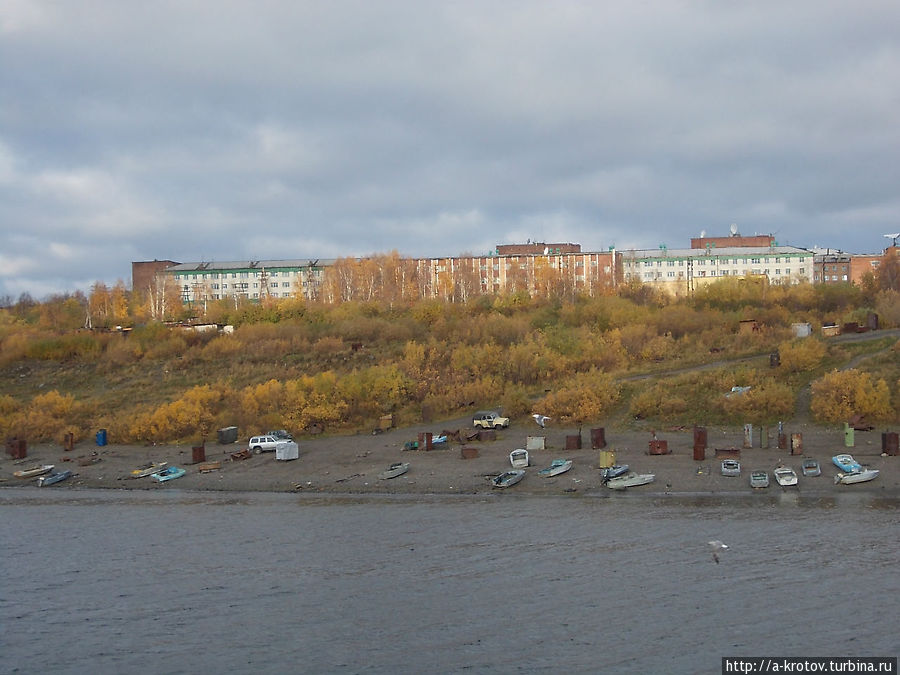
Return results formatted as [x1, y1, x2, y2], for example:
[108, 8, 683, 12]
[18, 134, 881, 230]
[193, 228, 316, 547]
[4, 418, 898, 498]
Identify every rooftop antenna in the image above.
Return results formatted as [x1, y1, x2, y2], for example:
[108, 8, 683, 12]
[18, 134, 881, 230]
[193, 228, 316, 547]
[729, 223, 739, 236]
[884, 233, 900, 247]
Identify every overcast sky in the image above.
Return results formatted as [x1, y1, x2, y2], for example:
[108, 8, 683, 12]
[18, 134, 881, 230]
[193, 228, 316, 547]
[1, 1, 899, 299]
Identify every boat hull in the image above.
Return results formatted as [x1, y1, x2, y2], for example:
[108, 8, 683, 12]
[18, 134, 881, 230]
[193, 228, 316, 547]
[606, 473, 655, 490]
[36, 470, 73, 487]
[834, 469, 879, 485]
[378, 463, 410, 480]
[151, 467, 186, 482]
[773, 468, 798, 487]
[13, 465, 54, 479]
[492, 469, 525, 488]
[538, 460, 573, 477]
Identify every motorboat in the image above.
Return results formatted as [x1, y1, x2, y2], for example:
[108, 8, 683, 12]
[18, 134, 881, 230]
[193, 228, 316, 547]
[773, 466, 798, 487]
[721, 459, 741, 477]
[491, 469, 525, 488]
[378, 462, 410, 480]
[537, 459, 573, 477]
[832, 454, 862, 473]
[36, 470, 73, 487]
[606, 472, 655, 490]
[749, 470, 769, 488]
[13, 464, 54, 479]
[801, 459, 821, 477]
[509, 449, 529, 468]
[599, 464, 629, 481]
[834, 468, 879, 485]
[151, 466, 186, 482]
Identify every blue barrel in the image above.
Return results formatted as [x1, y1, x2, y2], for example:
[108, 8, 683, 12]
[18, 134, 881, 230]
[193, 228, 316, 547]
[96, 429, 108, 446]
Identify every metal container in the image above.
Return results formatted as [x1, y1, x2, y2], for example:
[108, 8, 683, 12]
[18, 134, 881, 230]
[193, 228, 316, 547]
[883, 432, 899, 456]
[590, 428, 607, 449]
[790, 432, 803, 455]
[649, 440, 669, 455]
[192, 445, 206, 463]
[217, 426, 238, 444]
[95, 429, 108, 446]
[598, 450, 616, 468]
[565, 434, 582, 450]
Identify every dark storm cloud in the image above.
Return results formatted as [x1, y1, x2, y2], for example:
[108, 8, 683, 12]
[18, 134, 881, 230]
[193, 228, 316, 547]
[1, 0, 898, 297]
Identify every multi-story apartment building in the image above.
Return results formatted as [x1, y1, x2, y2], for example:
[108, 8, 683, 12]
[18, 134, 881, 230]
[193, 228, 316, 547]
[621, 245, 813, 296]
[132, 235, 893, 306]
[164, 259, 333, 305]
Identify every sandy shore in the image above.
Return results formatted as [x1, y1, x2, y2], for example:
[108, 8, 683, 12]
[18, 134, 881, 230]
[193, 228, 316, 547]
[3, 418, 898, 498]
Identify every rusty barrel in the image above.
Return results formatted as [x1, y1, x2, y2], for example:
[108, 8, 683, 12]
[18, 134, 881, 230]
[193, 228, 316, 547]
[192, 445, 206, 463]
[590, 428, 607, 449]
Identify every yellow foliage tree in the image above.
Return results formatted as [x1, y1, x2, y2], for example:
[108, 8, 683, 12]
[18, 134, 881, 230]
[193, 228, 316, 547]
[130, 385, 221, 442]
[536, 370, 620, 423]
[777, 338, 826, 373]
[12, 390, 83, 442]
[810, 369, 893, 424]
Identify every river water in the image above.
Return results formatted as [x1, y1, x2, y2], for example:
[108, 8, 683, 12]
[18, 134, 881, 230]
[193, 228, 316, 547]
[2, 489, 897, 674]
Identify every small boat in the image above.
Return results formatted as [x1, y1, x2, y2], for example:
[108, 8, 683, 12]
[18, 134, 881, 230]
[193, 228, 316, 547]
[834, 468, 879, 485]
[832, 454, 862, 473]
[151, 466, 186, 482]
[801, 459, 821, 477]
[750, 470, 769, 488]
[13, 464, 54, 479]
[538, 459, 573, 477]
[721, 459, 741, 477]
[378, 462, 410, 480]
[509, 449, 529, 468]
[36, 470, 73, 487]
[491, 469, 525, 488]
[773, 466, 798, 487]
[600, 464, 630, 481]
[131, 462, 168, 478]
[606, 472, 655, 490]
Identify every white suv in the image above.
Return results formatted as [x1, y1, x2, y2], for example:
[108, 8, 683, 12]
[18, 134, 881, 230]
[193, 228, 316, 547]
[248, 435, 281, 454]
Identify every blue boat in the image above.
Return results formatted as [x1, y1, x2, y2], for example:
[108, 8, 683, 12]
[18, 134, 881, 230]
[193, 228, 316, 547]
[151, 466, 186, 482]
[600, 465, 630, 482]
[36, 470, 73, 487]
[538, 459, 573, 477]
[832, 454, 862, 473]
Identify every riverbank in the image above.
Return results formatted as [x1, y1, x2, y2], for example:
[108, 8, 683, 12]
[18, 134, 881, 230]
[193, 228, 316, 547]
[3, 418, 898, 497]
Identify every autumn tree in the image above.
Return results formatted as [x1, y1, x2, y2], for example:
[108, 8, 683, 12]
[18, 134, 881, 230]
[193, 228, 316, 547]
[810, 369, 893, 424]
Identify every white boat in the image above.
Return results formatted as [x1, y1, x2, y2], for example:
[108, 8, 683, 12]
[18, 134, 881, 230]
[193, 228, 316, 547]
[834, 468, 879, 485]
[491, 469, 525, 488]
[749, 470, 769, 488]
[13, 464, 54, 479]
[773, 466, 798, 487]
[537, 459, 573, 477]
[509, 449, 529, 468]
[606, 472, 655, 490]
[378, 462, 410, 480]
[721, 459, 741, 477]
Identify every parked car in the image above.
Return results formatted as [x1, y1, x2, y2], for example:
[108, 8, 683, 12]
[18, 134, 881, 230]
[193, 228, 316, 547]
[266, 429, 293, 441]
[472, 411, 510, 429]
[248, 435, 283, 454]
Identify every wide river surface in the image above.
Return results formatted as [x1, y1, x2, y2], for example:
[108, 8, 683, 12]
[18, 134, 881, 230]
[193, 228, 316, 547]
[2, 488, 898, 674]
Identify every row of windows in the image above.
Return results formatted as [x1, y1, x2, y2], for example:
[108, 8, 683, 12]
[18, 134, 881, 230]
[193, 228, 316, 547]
[627, 268, 806, 281]
[175, 270, 322, 281]
[633, 256, 806, 268]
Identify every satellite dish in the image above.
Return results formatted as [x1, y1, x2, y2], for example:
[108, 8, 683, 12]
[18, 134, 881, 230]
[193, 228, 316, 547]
[700, 230, 706, 238]
[885, 233, 900, 246]
[730, 223, 738, 235]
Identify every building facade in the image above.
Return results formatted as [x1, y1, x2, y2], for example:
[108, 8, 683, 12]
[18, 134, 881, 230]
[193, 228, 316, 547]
[622, 245, 813, 296]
